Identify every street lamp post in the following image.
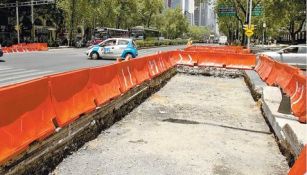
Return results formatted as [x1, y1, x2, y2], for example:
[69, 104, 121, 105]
[16, 1, 20, 44]
[31, 0, 35, 42]
[247, 0, 252, 49]
[262, 22, 266, 47]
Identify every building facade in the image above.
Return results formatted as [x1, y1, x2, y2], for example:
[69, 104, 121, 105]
[194, 0, 218, 35]
[164, 0, 195, 25]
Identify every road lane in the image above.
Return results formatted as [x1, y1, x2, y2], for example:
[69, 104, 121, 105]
[0, 45, 186, 86]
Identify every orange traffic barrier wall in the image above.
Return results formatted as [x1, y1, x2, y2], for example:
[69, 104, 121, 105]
[0, 78, 56, 164]
[0, 48, 293, 165]
[184, 46, 246, 54]
[116, 61, 137, 93]
[156, 54, 169, 72]
[160, 51, 174, 69]
[148, 54, 161, 78]
[175, 51, 198, 66]
[168, 51, 255, 69]
[49, 69, 96, 127]
[130, 57, 151, 84]
[197, 52, 227, 67]
[255, 55, 306, 123]
[1, 43, 48, 54]
[288, 74, 306, 123]
[89, 64, 121, 106]
[289, 145, 306, 175]
[226, 53, 256, 69]
[255, 55, 275, 81]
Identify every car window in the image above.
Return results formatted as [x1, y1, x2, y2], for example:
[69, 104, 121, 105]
[100, 39, 116, 47]
[283, 47, 298, 53]
[118, 40, 129, 45]
[298, 47, 307, 53]
[132, 41, 137, 47]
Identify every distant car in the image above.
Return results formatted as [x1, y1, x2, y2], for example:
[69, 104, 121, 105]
[86, 38, 138, 60]
[218, 36, 228, 45]
[0, 45, 3, 57]
[259, 45, 307, 70]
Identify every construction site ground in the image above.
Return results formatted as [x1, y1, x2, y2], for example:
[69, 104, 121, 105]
[52, 73, 289, 175]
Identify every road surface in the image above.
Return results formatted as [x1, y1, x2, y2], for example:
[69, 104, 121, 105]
[0, 45, 185, 86]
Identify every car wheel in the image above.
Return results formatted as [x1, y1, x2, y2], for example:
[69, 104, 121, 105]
[125, 53, 133, 60]
[91, 52, 99, 60]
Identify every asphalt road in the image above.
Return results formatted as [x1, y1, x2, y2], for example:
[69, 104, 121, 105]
[0, 45, 186, 86]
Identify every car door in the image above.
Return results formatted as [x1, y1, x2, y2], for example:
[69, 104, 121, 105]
[116, 40, 129, 58]
[280, 46, 300, 66]
[295, 47, 307, 69]
[102, 39, 118, 59]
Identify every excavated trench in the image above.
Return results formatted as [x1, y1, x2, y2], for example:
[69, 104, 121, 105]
[2, 66, 289, 175]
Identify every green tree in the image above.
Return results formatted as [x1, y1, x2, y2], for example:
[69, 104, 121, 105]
[188, 26, 210, 40]
[216, 0, 262, 44]
[137, 0, 164, 27]
[154, 8, 189, 39]
[264, 0, 306, 43]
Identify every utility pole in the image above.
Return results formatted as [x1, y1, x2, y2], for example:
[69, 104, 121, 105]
[262, 22, 266, 47]
[247, 0, 252, 49]
[199, 1, 201, 26]
[69, 0, 76, 46]
[16, 1, 20, 43]
[31, 0, 35, 42]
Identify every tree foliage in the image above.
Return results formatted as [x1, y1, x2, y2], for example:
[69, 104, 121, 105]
[188, 26, 210, 40]
[216, 0, 306, 44]
[153, 8, 189, 39]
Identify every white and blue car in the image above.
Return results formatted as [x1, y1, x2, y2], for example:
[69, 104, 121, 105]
[86, 38, 138, 60]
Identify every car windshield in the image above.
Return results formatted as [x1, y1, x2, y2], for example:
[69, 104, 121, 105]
[281, 46, 299, 53]
[99, 39, 116, 47]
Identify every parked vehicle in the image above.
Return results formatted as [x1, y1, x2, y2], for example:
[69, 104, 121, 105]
[0, 44, 3, 57]
[259, 45, 307, 69]
[86, 38, 138, 60]
[129, 26, 160, 40]
[218, 36, 228, 45]
[92, 27, 129, 44]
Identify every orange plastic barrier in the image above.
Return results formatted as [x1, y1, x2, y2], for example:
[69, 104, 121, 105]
[265, 61, 284, 86]
[0, 78, 56, 164]
[288, 74, 306, 123]
[185, 46, 245, 54]
[156, 54, 168, 72]
[176, 51, 197, 66]
[2, 43, 48, 53]
[49, 69, 96, 127]
[256, 55, 306, 123]
[197, 52, 227, 67]
[289, 145, 307, 175]
[148, 55, 161, 78]
[130, 57, 151, 84]
[275, 65, 301, 90]
[226, 53, 256, 69]
[160, 51, 174, 69]
[256, 56, 275, 81]
[89, 64, 121, 106]
[116, 61, 137, 93]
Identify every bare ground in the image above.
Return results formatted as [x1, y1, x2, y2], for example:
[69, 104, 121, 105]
[52, 74, 288, 175]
